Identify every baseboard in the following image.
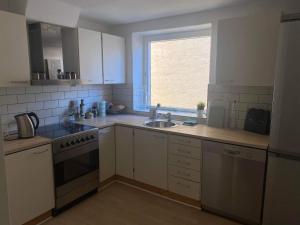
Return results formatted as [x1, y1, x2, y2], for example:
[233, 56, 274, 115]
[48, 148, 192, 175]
[115, 175, 201, 208]
[23, 210, 52, 225]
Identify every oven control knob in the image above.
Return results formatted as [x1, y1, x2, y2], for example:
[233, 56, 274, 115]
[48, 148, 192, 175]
[81, 138, 85, 142]
[90, 135, 94, 139]
[76, 139, 80, 143]
[66, 142, 70, 147]
[71, 141, 75, 145]
[85, 136, 90, 141]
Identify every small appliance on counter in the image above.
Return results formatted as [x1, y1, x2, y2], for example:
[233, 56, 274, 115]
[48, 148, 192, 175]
[15, 112, 39, 138]
[244, 108, 271, 135]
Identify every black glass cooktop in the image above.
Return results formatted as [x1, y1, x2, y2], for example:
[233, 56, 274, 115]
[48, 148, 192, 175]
[36, 122, 96, 139]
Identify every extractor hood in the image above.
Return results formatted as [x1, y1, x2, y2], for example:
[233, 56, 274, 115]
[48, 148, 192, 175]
[9, 0, 80, 27]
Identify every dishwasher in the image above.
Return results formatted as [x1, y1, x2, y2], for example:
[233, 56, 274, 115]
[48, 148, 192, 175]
[201, 140, 266, 225]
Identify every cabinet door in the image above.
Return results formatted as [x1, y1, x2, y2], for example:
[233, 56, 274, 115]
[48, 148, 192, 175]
[5, 144, 55, 225]
[0, 11, 30, 87]
[115, 126, 134, 178]
[216, 13, 280, 86]
[78, 28, 103, 84]
[102, 33, 125, 84]
[134, 129, 168, 189]
[99, 127, 116, 182]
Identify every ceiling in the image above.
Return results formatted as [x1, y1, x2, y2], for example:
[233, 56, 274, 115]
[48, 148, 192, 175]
[59, 0, 250, 25]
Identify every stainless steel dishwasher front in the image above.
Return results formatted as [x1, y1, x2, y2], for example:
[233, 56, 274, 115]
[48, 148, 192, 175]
[201, 140, 266, 225]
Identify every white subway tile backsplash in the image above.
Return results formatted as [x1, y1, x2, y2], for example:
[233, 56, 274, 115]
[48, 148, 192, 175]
[207, 84, 273, 130]
[6, 87, 25, 95]
[17, 94, 36, 103]
[36, 93, 52, 102]
[239, 94, 259, 103]
[26, 86, 43, 94]
[51, 92, 65, 100]
[0, 105, 7, 114]
[43, 86, 58, 93]
[64, 91, 78, 99]
[1, 85, 112, 133]
[258, 95, 273, 104]
[7, 104, 27, 114]
[43, 100, 58, 109]
[77, 90, 89, 98]
[27, 102, 44, 111]
[0, 95, 17, 105]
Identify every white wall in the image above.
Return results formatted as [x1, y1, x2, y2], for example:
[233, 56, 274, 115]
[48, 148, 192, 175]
[110, 0, 300, 84]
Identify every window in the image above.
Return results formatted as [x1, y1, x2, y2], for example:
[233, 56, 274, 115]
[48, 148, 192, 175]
[143, 29, 211, 113]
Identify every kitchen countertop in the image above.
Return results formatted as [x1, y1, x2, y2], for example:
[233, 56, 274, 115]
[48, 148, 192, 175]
[3, 136, 52, 156]
[76, 114, 269, 150]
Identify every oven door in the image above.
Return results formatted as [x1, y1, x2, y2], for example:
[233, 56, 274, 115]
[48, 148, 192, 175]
[53, 141, 99, 187]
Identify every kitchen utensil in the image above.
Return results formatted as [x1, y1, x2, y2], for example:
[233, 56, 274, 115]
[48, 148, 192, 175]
[15, 112, 39, 138]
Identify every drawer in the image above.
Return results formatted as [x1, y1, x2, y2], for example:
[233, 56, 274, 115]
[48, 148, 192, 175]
[169, 135, 202, 148]
[99, 126, 114, 135]
[168, 176, 200, 200]
[168, 165, 201, 182]
[169, 143, 201, 159]
[168, 154, 201, 171]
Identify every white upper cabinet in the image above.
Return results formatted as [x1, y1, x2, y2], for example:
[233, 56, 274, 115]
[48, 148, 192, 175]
[216, 12, 280, 86]
[0, 11, 30, 87]
[102, 33, 125, 84]
[78, 28, 103, 84]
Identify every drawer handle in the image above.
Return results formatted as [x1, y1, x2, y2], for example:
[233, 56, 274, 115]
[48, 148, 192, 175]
[176, 160, 191, 166]
[225, 149, 240, 155]
[177, 148, 191, 154]
[176, 181, 190, 189]
[177, 170, 191, 177]
[33, 149, 49, 155]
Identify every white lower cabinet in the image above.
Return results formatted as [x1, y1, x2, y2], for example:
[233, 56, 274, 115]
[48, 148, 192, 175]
[5, 144, 55, 225]
[134, 129, 168, 189]
[115, 126, 134, 179]
[168, 135, 202, 200]
[99, 127, 116, 182]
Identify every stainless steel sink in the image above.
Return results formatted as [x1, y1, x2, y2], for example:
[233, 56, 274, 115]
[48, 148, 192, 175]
[144, 120, 177, 128]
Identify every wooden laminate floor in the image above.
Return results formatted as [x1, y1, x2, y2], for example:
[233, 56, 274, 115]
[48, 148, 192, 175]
[44, 182, 241, 225]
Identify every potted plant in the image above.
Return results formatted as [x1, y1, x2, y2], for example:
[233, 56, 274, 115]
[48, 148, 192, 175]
[197, 102, 206, 118]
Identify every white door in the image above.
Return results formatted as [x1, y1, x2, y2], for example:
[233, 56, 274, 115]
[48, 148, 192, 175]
[115, 126, 134, 179]
[5, 144, 55, 225]
[0, 11, 30, 87]
[78, 28, 103, 84]
[102, 33, 125, 84]
[134, 129, 168, 189]
[99, 127, 116, 182]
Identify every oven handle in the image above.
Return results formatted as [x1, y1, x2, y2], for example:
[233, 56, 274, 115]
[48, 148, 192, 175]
[54, 141, 99, 164]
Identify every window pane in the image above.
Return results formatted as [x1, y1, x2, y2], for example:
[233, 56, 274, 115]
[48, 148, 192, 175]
[150, 36, 211, 110]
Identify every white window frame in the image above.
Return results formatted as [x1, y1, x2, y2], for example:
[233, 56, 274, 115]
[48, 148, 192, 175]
[143, 29, 211, 113]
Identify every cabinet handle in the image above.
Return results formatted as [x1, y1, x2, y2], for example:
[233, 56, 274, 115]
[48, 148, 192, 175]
[177, 170, 191, 177]
[33, 149, 49, 155]
[224, 149, 240, 155]
[177, 148, 191, 155]
[176, 181, 190, 189]
[176, 159, 191, 166]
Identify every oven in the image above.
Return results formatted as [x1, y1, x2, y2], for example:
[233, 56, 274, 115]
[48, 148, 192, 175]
[52, 129, 99, 214]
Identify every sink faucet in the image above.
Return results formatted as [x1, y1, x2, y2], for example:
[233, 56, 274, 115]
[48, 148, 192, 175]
[151, 103, 160, 120]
